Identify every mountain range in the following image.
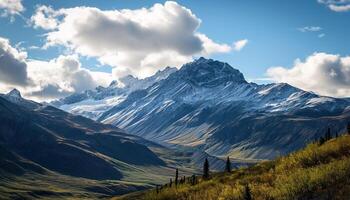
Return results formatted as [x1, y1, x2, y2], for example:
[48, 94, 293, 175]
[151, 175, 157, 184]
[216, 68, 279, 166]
[53, 57, 350, 160]
[0, 89, 177, 199]
[2, 87, 248, 199]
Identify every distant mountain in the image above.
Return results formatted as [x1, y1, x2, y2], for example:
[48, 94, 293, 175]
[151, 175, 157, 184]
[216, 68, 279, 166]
[54, 57, 350, 160]
[0, 90, 169, 198]
[51, 66, 177, 119]
[3, 88, 41, 109]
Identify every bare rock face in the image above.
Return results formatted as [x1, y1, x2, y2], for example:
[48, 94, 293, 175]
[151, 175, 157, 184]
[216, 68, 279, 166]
[7, 88, 21, 98]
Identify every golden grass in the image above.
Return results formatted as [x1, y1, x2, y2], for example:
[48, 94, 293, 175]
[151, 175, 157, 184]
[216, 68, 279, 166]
[115, 135, 350, 200]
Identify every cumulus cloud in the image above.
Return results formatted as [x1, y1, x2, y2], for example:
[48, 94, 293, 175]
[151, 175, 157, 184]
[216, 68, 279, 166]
[31, 1, 233, 79]
[233, 39, 248, 51]
[0, 36, 112, 101]
[0, 0, 24, 17]
[29, 83, 72, 99]
[30, 5, 59, 30]
[26, 55, 112, 100]
[197, 33, 232, 54]
[318, 0, 350, 12]
[0, 37, 30, 86]
[267, 52, 350, 97]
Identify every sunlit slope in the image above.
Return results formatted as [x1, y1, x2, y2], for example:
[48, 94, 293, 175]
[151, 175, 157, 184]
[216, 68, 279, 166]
[116, 134, 350, 200]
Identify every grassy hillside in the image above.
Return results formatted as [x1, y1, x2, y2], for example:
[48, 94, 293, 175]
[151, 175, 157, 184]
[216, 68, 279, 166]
[115, 134, 350, 200]
[0, 96, 192, 199]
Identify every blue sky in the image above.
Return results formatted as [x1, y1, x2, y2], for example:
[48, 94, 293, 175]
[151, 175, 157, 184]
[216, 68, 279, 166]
[0, 0, 350, 99]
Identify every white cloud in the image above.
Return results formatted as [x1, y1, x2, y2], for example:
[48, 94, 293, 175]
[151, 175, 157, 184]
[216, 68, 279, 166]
[318, 0, 350, 12]
[26, 55, 112, 100]
[298, 26, 322, 32]
[0, 0, 23, 17]
[329, 4, 350, 11]
[233, 39, 248, 51]
[197, 33, 232, 54]
[267, 52, 350, 97]
[0, 36, 112, 101]
[31, 1, 233, 79]
[30, 5, 59, 30]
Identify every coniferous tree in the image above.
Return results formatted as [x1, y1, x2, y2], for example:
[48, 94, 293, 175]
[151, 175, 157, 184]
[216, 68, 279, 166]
[325, 127, 331, 141]
[175, 168, 179, 186]
[347, 122, 350, 135]
[319, 136, 325, 145]
[203, 158, 210, 179]
[169, 178, 172, 187]
[225, 156, 231, 172]
[191, 174, 196, 185]
[243, 185, 252, 200]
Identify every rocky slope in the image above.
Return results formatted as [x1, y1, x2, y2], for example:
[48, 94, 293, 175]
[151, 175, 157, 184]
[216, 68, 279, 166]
[54, 57, 350, 160]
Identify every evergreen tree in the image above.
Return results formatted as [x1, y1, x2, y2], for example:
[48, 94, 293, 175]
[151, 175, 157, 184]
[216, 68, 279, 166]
[319, 136, 325, 145]
[191, 174, 196, 185]
[325, 127, 331, 141]
[243, 185, 252, 200]
[225, 156, 231, 172]
[169, 178, 172, 187]
[203, 158, 210, 179]
[175, 168, 179, 186]
[347, 122, 350, 135]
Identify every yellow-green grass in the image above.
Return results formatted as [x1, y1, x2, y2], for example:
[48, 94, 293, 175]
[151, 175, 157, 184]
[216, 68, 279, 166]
[0, 169, 152, 200]
[115, 134, 350, 200]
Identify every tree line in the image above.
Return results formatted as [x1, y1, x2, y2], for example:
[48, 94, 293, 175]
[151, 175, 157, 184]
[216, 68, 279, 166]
[317, 122, 350, 145]
[155, 156, 237, 192]
[155, 122, 350, 199]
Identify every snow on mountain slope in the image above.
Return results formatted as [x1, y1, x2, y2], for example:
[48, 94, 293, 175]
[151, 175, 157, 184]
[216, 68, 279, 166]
[52, 66, 177, 119]
[55, 57, 350, 160]
[1, 89, 41, 109]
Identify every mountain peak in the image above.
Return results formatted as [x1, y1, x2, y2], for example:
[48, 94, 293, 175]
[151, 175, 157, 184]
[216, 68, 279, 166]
[196, 57, 213, 63]
[159, 66, 177, 74]
[109, 80, 119, 87]
[119, 75, 139, 88]
[3, 88, 40, 109]
[176, 58, 246, 86]
[151, 66, 177, 81]
[6, 89, 22, 98]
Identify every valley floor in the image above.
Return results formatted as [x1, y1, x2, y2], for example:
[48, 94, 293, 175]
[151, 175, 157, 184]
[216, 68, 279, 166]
[114, 134, 350, 200]
[0, 144, 198, 199]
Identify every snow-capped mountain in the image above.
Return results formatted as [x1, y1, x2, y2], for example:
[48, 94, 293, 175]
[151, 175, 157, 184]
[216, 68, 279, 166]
[51, 66, 177, 119]
[1, 89, 41, 109]
[54, 57, 350, 159]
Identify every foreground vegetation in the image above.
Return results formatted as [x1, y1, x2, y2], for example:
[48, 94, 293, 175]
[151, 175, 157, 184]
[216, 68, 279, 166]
[116, 134, 350, 200]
